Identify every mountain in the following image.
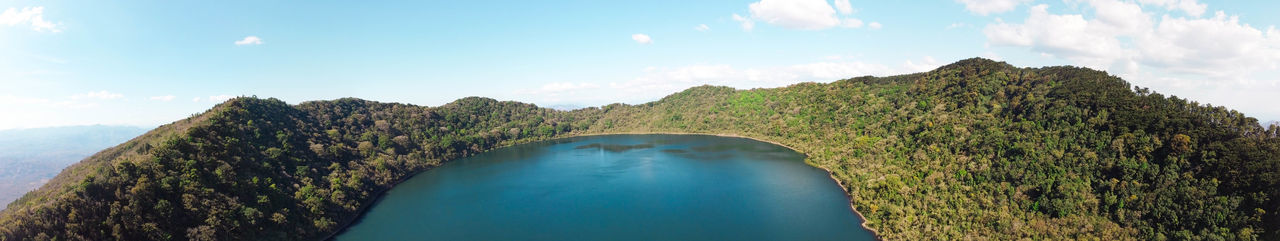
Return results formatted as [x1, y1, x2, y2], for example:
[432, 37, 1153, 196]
[1, 58, 1277, 240]
[0, 126, 147, 211]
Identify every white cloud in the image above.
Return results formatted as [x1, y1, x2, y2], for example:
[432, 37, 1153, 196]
[733, 14, 756, 31]
[980, 0, 1280, 121]
[631, 34, 652, 44]
[903, 56, 940, 72]
[0, 7, 61, 32]
[748, 0, 841, 30]
[70, 91, 123, 100]
[834, 0, 854, 15]
[1121, 71, 1280, 122]
[1137, 12, 1279, 77]
[842, 18, 865, 28]
[234, 36, 263, 46]
[783, 61, 900, 79]
[948, 22, 971, 29]
[208, 95, 236, 102]
[956, 0, 1031, 15]
[868, 22, 883, 29]
[984, 4, 1132, 69]
[149, 95, 176, 102]
[743, 0, 868, 30]
[1137, 0, 1206, 17]
[984, 1, 1280, 78]
[695, 24, 710, 31]
[513, 57, 940, 105]
[1090, 0, 1152, 35]
[192, 97, 201, 102]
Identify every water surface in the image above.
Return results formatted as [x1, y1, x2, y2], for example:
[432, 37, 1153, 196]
[336, 134, 874, 240]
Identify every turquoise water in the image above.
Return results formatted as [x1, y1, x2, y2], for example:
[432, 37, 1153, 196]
[335, 134, 875, 240]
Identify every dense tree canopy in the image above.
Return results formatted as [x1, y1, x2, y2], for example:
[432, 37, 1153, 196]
[1, 58, 1277, 240]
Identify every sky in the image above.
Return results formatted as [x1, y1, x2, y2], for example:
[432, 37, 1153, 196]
[1, 0, 1278, 130]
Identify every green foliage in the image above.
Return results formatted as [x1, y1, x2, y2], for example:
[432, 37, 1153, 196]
[0, 97, 601, 241]
[578, 58, 1280, 240]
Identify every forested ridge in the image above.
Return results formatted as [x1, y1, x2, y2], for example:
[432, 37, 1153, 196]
[1, 58, 1277, 240]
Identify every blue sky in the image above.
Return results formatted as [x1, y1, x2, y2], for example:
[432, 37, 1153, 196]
[1, 0, 1278, 130]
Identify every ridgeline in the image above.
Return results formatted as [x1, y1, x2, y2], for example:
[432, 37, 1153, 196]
[2, 58, 1277, 240]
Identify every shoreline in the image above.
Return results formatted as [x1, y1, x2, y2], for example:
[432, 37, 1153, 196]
[325, 131, 884, 241]
[320, 161, 433, 241]
[567, 131, 883, 240]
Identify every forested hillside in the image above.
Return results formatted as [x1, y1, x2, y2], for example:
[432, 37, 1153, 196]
[0, 97, 599, 240]
[1, 58, 1276, 240]
[585, 59, 1280, 240]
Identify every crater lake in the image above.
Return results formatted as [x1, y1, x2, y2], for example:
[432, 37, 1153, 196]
[334, 134, 875, 240]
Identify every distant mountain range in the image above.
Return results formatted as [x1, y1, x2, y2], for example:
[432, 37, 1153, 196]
[0, 125, 147, 210]
[544, 104, 587, 111]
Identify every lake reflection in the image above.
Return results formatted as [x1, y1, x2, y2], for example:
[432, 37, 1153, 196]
[335, 134, 875, 241]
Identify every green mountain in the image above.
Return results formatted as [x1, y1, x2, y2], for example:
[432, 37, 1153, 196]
[1, 58, 1277, 240]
